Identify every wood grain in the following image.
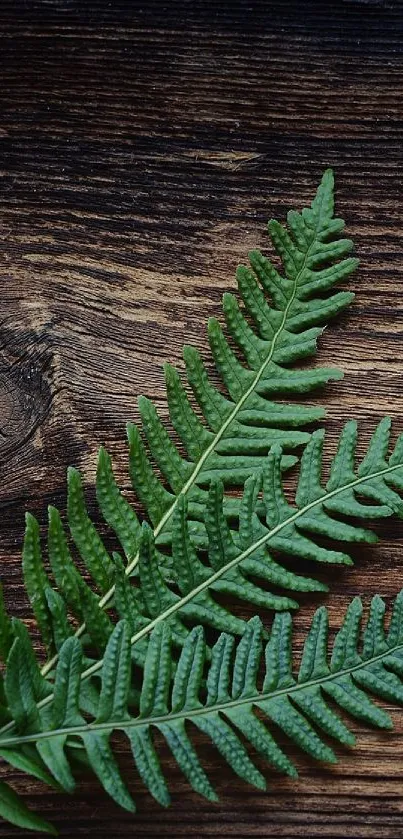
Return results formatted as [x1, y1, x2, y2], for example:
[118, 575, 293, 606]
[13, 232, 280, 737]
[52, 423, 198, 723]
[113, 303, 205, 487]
[1, 0, 403, 835]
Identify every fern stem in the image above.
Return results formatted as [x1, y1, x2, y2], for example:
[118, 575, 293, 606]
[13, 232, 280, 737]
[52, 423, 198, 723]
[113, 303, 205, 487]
[1, 629, 401, 750]
[2, 458, 402, 740]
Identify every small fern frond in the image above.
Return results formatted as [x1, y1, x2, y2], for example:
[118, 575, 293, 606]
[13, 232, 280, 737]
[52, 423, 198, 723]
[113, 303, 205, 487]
[17, 418, 403, 681]
[2, 592, 403, 831]
[128, 168, 357, 538]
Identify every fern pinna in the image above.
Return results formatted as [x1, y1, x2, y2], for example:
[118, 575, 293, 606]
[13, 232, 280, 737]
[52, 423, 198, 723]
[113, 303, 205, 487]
[2, 592, 403, 832]
[19, 169, 358, 661]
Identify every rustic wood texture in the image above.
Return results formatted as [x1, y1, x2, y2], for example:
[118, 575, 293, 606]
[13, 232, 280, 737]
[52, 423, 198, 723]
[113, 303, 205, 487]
[1, 0, 403, 835]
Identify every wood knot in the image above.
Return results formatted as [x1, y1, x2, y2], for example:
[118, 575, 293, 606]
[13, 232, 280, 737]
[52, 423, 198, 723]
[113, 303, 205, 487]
[0, 329, 54, 459]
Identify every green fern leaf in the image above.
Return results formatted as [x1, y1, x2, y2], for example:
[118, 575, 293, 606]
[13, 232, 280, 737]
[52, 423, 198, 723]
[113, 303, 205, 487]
[130, 169, 354, 547]
[22, 514, 54, 652]
[0, 585, 13, 664]
[26, 170, 357, 660]
[96, 447, 141, 561]
[107, 419, 403, 642]
[67, 467, 115, 593]
[0, 782, 56, 835]
[2, 170, 390, 836]
[22, 417, 403, 677]
[4, 592, 403, 831]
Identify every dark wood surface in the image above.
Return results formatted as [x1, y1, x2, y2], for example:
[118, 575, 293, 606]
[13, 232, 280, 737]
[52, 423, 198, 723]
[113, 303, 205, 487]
[1, 1, 403, 836]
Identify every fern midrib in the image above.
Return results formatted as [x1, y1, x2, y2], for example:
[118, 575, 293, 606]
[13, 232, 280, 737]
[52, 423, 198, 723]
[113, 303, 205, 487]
[0, 630, 399, 749]
[2, 458, 401, 739]
[41, 209, 323, 679]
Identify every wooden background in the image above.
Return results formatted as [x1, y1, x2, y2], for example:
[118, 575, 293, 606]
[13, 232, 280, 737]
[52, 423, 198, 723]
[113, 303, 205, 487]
[1, 0, 403, 836]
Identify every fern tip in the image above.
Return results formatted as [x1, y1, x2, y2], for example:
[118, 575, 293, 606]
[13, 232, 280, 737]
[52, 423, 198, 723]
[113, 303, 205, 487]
[126, 421, 138, 445]
[163, 361, 175, 381]
[138, 394, 154, 415]
[183, 343, 199, 366]
[322, 167, 334, 183]
[371, 593, 386, 608]
[207, 316, 220, 334]
[97, 446, 110, 466]
[67, 465, 81, 484]
[267, 218, 278, 234]
[24, 511, 38, 528]
[350, 596, 364, 612]
[328, 368, 344, 382]
[344, 732, 356, 748]
[222, 291, 235, 308]
[342, 556, 354, 567]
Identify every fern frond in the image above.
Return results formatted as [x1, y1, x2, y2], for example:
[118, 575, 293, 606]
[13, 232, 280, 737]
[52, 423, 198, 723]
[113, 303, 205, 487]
[3, 591, 403, 830]
[0, 170, 372, 834]
[128, 168, 356, 539]
[25, 170, 357, 659]
[17, 418, 403, 685]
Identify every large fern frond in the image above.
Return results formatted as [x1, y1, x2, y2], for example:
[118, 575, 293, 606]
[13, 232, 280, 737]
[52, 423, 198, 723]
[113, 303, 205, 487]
[2, 591, 403, 831]
[18, 417, 403, 679]
[23, 170, 357, 659]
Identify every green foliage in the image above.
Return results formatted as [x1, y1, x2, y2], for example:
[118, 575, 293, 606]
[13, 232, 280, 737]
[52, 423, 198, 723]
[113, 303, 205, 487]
[0, 782, 56, 835]
[128, 168, 356, 535]
[21, 169, 357, 661]
[1, 170, 399, 835]
[1, 415, 403, 832]
[2, 593, 403, 832]
[20, 419, 403, 671]
[121, 169, 357, 538]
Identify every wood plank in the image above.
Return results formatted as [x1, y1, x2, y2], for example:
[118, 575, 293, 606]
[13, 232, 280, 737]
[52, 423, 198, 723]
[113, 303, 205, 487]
[1, 0, 403, 835]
